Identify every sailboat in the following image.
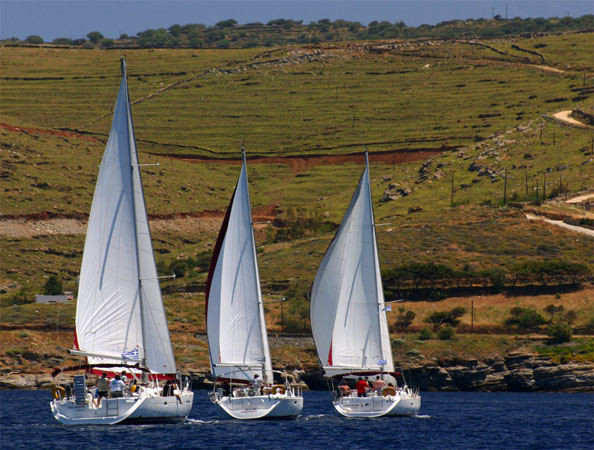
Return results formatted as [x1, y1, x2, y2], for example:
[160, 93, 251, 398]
[205, 149, 303, 420]
[310, 152, 421, 418]
[50, 59, 193, 425]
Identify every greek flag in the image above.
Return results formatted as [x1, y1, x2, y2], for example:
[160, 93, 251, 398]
[382, 304, 392, 312]
[378, 359, 387, 366]
[121, 348, 139, 360]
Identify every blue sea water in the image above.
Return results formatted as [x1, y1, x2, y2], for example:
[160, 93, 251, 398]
[0, 390, 592, 450]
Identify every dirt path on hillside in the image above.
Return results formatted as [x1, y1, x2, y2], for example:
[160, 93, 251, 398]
[0, 123, 98, 142]
[163, 147, 444, 175]
[566, 193, 594, 204]
[525, 214, 594, 238]
[552, 110, 591, 128]
[531, 64, 566, 74]
[0, 212, 227, 238]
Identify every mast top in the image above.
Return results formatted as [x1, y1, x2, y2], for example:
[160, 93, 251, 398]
[120, 57, 127, 77]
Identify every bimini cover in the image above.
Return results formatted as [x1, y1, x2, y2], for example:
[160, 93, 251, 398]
[310, 153, 394, 378]
[75, 60, 176, 375]
[205, 154, 273, 384]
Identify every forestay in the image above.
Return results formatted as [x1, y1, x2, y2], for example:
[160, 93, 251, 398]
[310, 152, 394, 378]
[206, 152, 273, 384]
[74, 59, 176, 375]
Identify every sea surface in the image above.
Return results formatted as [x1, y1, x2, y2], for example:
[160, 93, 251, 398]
[1, 390, 592, 449]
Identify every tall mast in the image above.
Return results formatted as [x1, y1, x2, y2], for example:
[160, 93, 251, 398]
[365, 151, 384, 367]
[123, 57, 147, 368]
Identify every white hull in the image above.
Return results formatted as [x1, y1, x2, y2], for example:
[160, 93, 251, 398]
[51, 391, 193, 425]
[334, 391, 421, 418]
[211, 392, 303, 420]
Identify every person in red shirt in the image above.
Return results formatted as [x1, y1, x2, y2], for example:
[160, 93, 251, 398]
[355, 377, 369, 397]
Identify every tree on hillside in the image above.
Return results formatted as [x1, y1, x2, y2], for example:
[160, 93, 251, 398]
[216, 19, 237, 28]
[548, 323, 572, 344]
[52, 38, 73, 45]
[426, 307, 466, 329]
[505, 307, 546, 330]
[544, 304, 564, 323]
[26, 35, 44, 44]
[394, 307, 416, 331]
[44, 275, 62, 295]
[87, 31, 104, 44]
[99, 38, 114, 48]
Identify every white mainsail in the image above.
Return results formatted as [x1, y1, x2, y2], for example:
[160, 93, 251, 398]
[206, 151, 273, 384]
[74, 59, 176, 375]
[310, 152, 394, 378]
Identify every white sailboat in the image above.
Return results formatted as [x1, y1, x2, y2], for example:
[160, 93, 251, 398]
[310, 152, 421, 418]
[205, 149, 303, 420]
[50, 59, 193, 425]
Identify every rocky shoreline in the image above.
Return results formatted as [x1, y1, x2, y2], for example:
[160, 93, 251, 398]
[2, 351, 592, 393]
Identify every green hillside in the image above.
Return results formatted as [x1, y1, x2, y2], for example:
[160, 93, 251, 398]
[1, 33, 592, 373]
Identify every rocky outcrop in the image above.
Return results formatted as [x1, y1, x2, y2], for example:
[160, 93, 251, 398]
[0, 373, 53, 390]
[2, 351, 592, 392]
[408, 351, 594, 392]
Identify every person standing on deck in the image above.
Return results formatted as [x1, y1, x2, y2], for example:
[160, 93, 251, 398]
[356, 377, 370, 398]
[95, 372, 110, 406]
[110, 375, 126, 398]
[372, 376, 387, 395]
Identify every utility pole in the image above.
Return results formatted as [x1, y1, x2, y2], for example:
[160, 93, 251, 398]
[281, 297, 286, 334]
[503, 170, 507, 205]
[451, 171, 455, 206]
[471, 299, 474, 333]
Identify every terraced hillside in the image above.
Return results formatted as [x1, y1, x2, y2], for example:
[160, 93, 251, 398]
[1, 33, 592, 379]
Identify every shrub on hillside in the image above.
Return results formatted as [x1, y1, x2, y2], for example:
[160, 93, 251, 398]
[437, 326, 455, 340]
[547, 323, 572, 344]
[0, 289, 33, 307]
[418, 327, 433, 340]
[426, 306, 466, 329]
[505, 307, 546, 330]
[394, 307, 416, 330]
[283, 298, 310, 334]
[169, 260, 189, 278]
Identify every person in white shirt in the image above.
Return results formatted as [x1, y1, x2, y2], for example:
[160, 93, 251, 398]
[110, 375, 126, 398]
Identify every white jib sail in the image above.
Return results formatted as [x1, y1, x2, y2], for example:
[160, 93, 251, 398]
[206, 152, 273, 384]
[75, 59, 176, 374]
[310, 152, 394, 378]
